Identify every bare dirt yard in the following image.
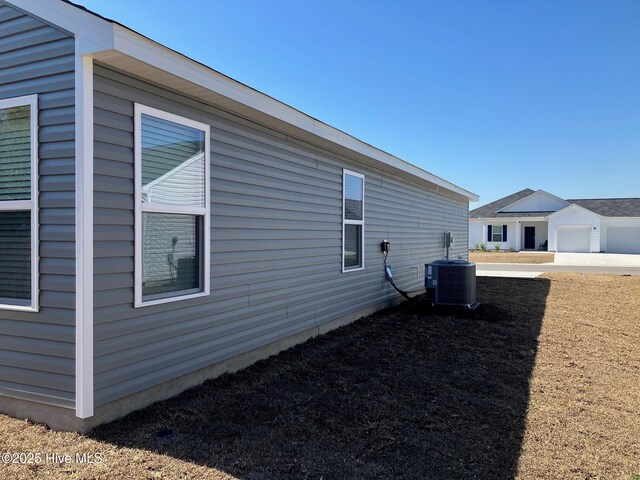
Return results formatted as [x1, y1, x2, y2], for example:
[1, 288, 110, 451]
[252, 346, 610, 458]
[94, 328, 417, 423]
[0, 273, 638, 479]
[470, 251, 555, 264]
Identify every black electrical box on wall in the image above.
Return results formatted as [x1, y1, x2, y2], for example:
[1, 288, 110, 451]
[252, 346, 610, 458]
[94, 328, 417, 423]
[380, 240, 390, 253]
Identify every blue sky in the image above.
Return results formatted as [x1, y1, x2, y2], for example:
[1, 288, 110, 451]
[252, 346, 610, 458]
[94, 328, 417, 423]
[79, 0, 640, 206]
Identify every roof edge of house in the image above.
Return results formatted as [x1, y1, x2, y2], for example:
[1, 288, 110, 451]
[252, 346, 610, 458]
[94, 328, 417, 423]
[472, 191, 640, 218]
[8, 0, 479, 202]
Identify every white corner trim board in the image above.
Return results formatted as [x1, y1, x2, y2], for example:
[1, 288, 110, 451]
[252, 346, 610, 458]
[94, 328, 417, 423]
[75, 53, 94, 419]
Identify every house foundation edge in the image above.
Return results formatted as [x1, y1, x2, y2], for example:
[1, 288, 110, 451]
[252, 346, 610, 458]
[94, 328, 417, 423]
[0, 295, 404, 432]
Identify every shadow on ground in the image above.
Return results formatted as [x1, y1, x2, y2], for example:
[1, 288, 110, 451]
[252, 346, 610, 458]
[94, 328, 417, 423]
[89, 277, 550, 479]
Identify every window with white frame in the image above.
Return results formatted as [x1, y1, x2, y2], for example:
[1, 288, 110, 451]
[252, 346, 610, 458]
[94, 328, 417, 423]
[490, 224, 506, 243]
[342, 169, 364, 271]
[134, 104, 210, 307]
[0, 95, 38, 311]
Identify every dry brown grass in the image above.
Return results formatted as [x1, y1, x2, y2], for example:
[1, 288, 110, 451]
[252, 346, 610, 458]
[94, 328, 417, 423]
[516, 273, 640, 479]
[470, 251, 555, 264]
[0, 273, 638, 479]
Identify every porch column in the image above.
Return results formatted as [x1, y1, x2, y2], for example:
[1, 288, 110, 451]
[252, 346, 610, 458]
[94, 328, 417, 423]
[515, 221, 521, 251]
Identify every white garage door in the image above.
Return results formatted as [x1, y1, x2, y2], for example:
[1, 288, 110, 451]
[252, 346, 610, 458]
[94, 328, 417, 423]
[607, 227, 640, 254]
[557, 227, 591, 253]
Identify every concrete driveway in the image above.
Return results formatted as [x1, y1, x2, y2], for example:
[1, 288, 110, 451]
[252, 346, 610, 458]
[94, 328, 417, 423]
[554, 252, 640, 267]
[476, 263, 640, 278]
[476, 252, 640, 278]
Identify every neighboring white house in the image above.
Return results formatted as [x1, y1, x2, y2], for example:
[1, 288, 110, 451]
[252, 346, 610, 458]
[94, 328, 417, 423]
[470, 189, 640, 254]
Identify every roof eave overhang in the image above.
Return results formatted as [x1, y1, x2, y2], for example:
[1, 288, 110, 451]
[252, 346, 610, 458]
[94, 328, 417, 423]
[8, 0, 479, 202]
[471, 216, 550, 221]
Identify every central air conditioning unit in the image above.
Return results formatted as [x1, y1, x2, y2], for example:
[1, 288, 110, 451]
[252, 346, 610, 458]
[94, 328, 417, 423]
[425, 259, 479, 309]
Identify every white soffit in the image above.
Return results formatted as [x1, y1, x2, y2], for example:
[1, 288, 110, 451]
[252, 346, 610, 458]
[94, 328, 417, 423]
[9, 0, 479, 201]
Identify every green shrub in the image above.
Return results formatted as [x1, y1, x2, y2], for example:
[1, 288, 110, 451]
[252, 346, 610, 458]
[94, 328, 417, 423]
[508, 247, 516, 252]
[494, 244, 501, 252]
[479, 243, 487, 252]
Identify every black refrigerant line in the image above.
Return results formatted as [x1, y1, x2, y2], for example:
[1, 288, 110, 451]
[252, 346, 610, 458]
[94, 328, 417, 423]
[383, 251, 424, 300]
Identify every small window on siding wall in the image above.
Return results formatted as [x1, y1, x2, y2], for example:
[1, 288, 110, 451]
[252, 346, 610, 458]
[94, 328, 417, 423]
[488, 225, 507, 243]
[343, 169, 364, 272]
[134, 104, 210, 307]
[0, 95, 38, 311]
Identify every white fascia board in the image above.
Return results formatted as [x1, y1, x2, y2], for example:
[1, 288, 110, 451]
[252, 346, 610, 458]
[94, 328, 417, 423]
[10, 1, 477, 200]
[110, 25, 478, 202]
[548, 203, 602, 219]
[475, 217, 549, 222]
[602, 216, 640, 221]
[520, 216, 549, 221]
[515, 218, 548, 222]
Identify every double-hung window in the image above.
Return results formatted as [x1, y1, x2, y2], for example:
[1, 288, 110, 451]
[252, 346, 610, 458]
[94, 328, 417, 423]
[134, 104, 210, 307]
[489, 224, 506, 243]
[0, 95, 38, 311]
[342, 169, 364, 272]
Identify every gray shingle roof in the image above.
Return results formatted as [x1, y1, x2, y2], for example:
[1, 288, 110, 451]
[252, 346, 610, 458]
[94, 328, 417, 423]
[568, 198, 640, 217]
[472, 189, 640, 218]
[470, 189, 535, 218]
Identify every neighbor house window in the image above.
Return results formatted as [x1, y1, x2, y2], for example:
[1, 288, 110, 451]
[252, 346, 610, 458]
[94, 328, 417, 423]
[343, 169, 364, 271]
[488, 225, 507, 243]
[134, 104, 210, 307]
[0, 95, 38, 311]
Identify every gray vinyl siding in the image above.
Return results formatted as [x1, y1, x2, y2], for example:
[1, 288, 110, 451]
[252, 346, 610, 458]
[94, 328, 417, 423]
[0, 2, 75, 407]
[93, 64, 468, 406]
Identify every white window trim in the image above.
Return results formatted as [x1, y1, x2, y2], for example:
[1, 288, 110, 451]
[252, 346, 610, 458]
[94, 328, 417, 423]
[342, 168, 365, 273]
[0, 94, 39, 312]
[491, 224, 504, 243]
[134, 103, 210, 307]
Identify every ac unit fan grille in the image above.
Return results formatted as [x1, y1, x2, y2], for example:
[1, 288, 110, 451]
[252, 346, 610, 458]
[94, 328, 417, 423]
[434, 264, 476, 306]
